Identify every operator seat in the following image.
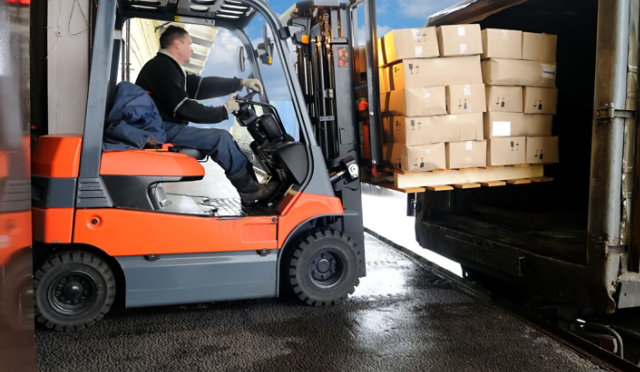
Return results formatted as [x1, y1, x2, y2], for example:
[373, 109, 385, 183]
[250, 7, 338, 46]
[176, 147, 206, 161]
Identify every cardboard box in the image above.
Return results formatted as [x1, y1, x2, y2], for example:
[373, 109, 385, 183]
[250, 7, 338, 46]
[484, 112, 552, 138]
[446, 84, 486, 114]
[523, 87, 558, 114]
[522, 32, 557, 62]
[382, 113, 484, 145]
[383, 143, 446, 172]
[387, 56, 482, 90]
[379, 66, 390, 93]
[380, 87, 447, 117]
[482, 58, 556, 87]
[377, 38, 384, 67]
[487, 137, 526, 166]
[446, 140, 487, 168]
[437, 24, 483, 57]
[486, 86, 523, 112]
[481, 28, 523, 59]
[526, 136, 559, 164]
[522, 114, 553, 136]
[381, 28, 439, 65]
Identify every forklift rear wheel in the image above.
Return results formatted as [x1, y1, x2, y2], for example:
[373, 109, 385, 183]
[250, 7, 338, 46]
[34, 251, 116, 330]
[285, 229, 359, 306]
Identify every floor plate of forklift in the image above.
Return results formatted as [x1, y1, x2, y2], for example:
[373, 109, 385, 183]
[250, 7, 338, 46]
[35, 234, 604, 371]
[161, 161, 276, 216]
[164, 193, 274, 216]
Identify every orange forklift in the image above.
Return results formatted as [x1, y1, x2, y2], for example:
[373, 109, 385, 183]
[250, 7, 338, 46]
[31, 0, 380, 330]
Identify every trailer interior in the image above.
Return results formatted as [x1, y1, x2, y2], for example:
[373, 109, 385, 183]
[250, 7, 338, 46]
[416, 0, 627, 312]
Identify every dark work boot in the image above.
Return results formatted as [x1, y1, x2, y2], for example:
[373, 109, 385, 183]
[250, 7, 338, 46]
[228, 166, 279, 205]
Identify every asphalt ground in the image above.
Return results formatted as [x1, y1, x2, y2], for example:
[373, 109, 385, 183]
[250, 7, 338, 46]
[35, 233, 605, 371]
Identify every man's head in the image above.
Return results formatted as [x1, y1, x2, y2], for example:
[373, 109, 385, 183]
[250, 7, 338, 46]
[160, 26, 192, 65]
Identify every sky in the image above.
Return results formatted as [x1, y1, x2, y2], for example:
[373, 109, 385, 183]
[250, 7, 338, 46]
[267, 0, 461, 30]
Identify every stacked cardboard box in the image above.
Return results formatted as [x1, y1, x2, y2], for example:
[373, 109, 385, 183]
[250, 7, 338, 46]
[379, 25, 487, 172]
[481, 29, 559, 165]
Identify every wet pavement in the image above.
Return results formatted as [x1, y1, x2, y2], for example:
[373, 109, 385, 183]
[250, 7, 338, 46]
[35, 232, 604, 371]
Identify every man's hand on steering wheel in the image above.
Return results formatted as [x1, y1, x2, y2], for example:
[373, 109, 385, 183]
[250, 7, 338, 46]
[224, 93, 240, 113]
[241, 78, 263, 93]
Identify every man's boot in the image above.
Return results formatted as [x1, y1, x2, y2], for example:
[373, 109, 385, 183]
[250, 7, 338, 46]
[228, 166, 279, 205]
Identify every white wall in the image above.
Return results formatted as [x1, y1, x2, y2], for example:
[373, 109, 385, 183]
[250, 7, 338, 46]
[47, 0, 90, 134]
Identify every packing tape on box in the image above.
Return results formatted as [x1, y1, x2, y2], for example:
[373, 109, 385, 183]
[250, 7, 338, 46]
[460, 43, 468, 54]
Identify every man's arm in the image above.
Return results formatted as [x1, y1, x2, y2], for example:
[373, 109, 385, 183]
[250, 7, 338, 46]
[188, 75, 243, 100]
[175, 100, 230, 124]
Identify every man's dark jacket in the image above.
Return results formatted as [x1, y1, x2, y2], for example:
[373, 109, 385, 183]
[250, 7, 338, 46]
[135, 52, 242, 124]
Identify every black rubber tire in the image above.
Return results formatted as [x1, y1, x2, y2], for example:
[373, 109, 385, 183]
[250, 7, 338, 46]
[285, 230, 360, 306]
[34, 251, 116, 330]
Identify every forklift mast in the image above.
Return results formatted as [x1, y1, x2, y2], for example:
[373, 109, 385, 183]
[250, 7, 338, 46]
[282, 0, 381, 255]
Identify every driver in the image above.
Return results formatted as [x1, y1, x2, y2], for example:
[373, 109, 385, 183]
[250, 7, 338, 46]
[136, 25, 277, 204]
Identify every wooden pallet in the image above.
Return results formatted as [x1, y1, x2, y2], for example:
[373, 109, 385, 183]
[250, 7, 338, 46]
[366, 164, 549, 192]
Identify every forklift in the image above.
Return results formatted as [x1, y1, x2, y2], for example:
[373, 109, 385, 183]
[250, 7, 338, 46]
[31, 0, 379, 330]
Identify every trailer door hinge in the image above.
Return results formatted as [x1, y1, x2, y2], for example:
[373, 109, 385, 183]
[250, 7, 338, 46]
[597, 103, 635, 123]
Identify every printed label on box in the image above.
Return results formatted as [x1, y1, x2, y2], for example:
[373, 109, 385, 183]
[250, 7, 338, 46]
[541, 64, 556, 79]
[492, 121, 512, 136]
[415, 46, 423, 57]
[465, 141, 473, 150]
[458, 26, 466, 36]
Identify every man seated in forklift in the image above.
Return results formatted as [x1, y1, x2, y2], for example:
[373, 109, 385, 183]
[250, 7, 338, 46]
[135, 25, 277, 204]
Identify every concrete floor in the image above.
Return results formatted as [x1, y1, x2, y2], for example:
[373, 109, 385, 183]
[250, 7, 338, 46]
[36, 233, 604, 371]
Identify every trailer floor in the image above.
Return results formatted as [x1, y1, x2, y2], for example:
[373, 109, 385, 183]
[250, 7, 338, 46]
[35, 232, 605, 371]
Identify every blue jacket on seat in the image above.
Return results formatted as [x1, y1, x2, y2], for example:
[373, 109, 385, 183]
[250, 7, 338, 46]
[103, 81, 167, 151]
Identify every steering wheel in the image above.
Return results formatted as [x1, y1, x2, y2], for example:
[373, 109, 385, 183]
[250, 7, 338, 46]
[236, 90, 260, 107]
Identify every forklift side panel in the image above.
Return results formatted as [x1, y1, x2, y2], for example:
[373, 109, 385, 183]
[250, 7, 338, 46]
[31, 135, 82, 178]
[31, 208, 74, 244]
[116, 250, 277, 308]
[73, 209, 277, 256]
[276, 191, 344, 247]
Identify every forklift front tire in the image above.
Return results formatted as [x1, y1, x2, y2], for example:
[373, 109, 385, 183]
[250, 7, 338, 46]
[285, 229, 359, 306]
[34, 251, 116, 330]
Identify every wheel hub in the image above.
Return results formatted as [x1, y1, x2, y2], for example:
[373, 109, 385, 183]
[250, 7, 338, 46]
[52, 273, 95, 309]
[311, 252, 338, 281]
[62, 281, 83, 301]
